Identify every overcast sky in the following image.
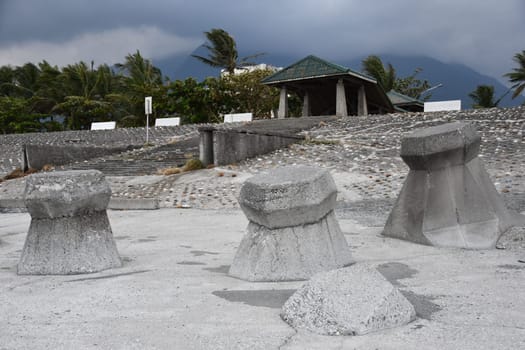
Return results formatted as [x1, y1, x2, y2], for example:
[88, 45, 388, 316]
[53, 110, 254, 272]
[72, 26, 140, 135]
[0, 0, 523, 83]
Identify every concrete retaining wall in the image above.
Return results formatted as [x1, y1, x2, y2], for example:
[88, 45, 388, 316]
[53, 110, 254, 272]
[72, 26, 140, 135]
[200, 127, 304, 166]
[24, 144, 136, 170]
[0, 124, 202, 176]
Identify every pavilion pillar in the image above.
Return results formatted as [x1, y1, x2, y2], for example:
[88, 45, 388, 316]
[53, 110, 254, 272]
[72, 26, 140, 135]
[278, 86, 289, 119]
[336, 79, 348, 117]
[357, 85, 368, 116]
[302, 92, 311, 117]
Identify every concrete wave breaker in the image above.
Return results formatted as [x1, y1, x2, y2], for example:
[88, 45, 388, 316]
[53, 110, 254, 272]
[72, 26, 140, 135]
[383, 122, 514, 249]
[229, 165, 353, 281]
[18, 170, 122, 275]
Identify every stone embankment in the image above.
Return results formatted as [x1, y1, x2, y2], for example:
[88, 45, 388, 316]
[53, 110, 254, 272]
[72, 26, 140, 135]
[0, 124, 201, 177]
[1, 106, 524, 216]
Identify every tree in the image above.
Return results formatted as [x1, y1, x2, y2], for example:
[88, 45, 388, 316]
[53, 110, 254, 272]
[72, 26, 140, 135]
[52, 61, 115, 129]
[361, 55, 432, 100]
[33, 61, 64, 114]
[393, 68, 432, 101]
[504, 50, 525, 99]
[0, 97, 42, 134]
[216, 68, 279, 118]
[116, 50, 166, 125]
[166, 78, 216, 124]
[362, 55, 396, 91]
[469, 85, 498, 108]
[0, 63, 41, 99]
[192, 28, 263, 74]
[0, 65, 15, 96]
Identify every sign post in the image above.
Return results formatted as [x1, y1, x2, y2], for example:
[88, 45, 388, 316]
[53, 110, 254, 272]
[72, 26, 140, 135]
[145, 96, 152, 144]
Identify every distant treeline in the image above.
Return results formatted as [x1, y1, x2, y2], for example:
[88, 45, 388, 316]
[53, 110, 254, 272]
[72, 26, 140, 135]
[0, 50, 280, 134]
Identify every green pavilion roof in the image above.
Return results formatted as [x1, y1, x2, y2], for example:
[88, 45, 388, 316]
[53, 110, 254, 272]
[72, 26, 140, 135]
[387, 90, 423, 105]
[261, 55, 376, 84]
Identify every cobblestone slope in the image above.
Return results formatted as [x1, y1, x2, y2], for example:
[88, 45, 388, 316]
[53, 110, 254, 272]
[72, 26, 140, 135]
[1, 106, 524, 216]
[0, 125, 200, 176]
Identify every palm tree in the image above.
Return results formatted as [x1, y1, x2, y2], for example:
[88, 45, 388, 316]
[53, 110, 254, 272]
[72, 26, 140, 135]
[362, 55, 432, 99]
[469, 85, 498, 108]
[361, 55, 396, 92]
[192, 28, 263, 74]
[116, 50, 162, 89]
[0, 63, 41, 98]
[33, 61, 64, 114]
[504, 50, 525, 99]
[115, 50, 166, 125]
[0, 65, 15, 96]
[53, 61, 114, 129]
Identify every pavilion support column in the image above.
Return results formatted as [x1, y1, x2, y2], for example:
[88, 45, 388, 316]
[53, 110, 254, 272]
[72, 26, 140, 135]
[336, 79, 348, 117]
[357, 85, 368, 116]
[302, 92, 311, 117]
[278, 86, 289, 119]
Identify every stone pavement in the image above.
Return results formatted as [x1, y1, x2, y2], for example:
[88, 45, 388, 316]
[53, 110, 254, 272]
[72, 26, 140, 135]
[1, 209, 524, 349]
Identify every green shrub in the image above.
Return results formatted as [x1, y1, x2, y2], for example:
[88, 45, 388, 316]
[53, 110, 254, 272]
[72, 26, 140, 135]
[183, 158, 204, 172]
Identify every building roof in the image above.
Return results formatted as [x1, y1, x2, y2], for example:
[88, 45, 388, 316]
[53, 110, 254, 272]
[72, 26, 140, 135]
[261, 55, 376, 85]
[387, 91, 424, 112]
[387, 90, 423, 105]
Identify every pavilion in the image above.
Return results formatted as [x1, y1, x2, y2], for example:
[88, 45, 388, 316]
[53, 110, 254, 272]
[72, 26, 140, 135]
[261, 55, 395, 118]
[387, 90, 424, 112]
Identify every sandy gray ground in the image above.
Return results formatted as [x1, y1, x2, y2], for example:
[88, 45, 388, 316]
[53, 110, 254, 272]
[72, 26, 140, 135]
[1, 108, 525, 349]
[1, 207, 524, 350]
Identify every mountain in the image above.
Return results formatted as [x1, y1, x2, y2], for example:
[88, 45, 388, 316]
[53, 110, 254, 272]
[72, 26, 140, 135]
[154, 49, 524, 109]
[347, 54, 523, 108]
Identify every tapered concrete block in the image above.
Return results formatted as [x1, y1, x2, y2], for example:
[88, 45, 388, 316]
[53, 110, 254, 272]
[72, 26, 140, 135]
[281, 264, 416, 336]
[383, 122, 514, 249]
[238, 166, 338, 229]
[18, 170, 121, 275]
[230, 166, 352, 281]
[24, 170, 111, 219]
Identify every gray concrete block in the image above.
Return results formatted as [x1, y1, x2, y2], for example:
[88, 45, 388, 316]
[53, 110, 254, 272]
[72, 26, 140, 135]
[18, 170, 121, 275]
[238, 166, 337, 229]
[108, 198, 160, 210]
[229, 211, 353, 281]
[401, 122, 480, 169]
[281, 264, 416, 336]
[384, 122, 514, 249]
[230, 165, 352, 281]
[24, 170, 111, 219]
[17, 211, 122, 275]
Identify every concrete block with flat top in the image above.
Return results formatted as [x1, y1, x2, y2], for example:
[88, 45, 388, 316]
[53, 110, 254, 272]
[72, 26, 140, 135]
[18, 170, 122, 275]
[383, 122, 514, 249]
[229, 166, 352, 281]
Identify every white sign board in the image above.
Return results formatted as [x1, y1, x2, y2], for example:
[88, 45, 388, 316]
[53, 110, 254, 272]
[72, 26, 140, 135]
[223, 113, 253, 123]
[155, 117, 180, 127]
[91, 121, 116, 130]
[145, 96, 153, 115]
[424, 100, 461, 112]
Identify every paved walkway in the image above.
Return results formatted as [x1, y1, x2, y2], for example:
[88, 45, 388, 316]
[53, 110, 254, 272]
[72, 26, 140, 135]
[1, 209, 524, 349]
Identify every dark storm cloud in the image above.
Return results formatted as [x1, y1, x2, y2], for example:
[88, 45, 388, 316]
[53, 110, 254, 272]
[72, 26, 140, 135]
[0, 0, 523, 80]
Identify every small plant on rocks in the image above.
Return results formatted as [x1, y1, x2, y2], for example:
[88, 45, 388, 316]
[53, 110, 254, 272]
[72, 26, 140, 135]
[42, 164, 55, 172]
[3, 167, 38, 181]
[183, 158, 204, 172]
[160, 167, 182, 175]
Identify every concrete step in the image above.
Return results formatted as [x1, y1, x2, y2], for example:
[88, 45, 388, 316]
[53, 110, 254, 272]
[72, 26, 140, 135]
[63, 137, 200, 176]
